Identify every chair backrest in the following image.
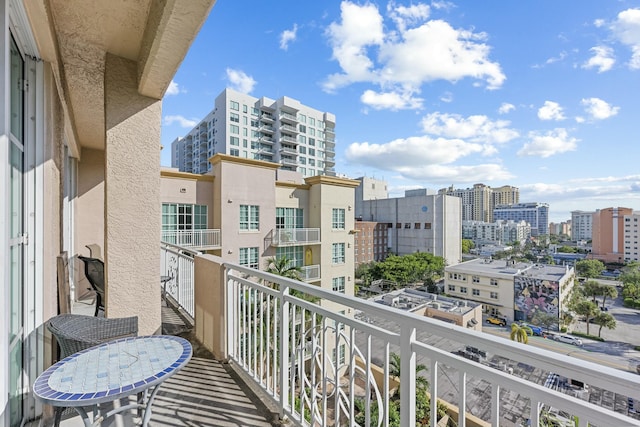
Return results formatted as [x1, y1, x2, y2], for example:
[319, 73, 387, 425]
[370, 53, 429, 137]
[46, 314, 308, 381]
[78, 256, 105, 296]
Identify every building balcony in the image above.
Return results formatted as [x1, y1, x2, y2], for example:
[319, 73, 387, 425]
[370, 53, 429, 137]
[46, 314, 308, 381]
[279, 111, 298, 124]
[324, 156, 335, 166]
[161, 229, 221, 251]
[279, 134, 297, 144]
[279, 145, 297, 155]
[325, 127, 335, 136]
[300, 264, 320, 282]
[45, 244, 640, 426]
[280, 156, 298, 167]
[259, 125, 274, 134]
[259, 135, 274, 145]
[260, 113, 274, 123]
[280, 124, 298, 134]
[270, 228, 321, 246]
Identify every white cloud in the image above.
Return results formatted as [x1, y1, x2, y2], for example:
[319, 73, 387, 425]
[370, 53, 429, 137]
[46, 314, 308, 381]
[360, 89, 423, 110]
[226, 68, 256, 94]
[537, 101, 566, 121]
[582, 46, 615, 72]
[163, 115, 198, 128]
[610, 8, 640, 69]
[323, 1, 505, 107]
[387, 2, 431, 33]
[344, 135, 512, 183]
[440, 92, 453, 103]
[421, 112, 519, 144]
[280, 24, 298, 50]
[581, 97, 620, 120]
[545, 51, 567, 65]
[166, 80, 181, 96]
[517, 128, 578, 158]
[498, 102, 515, 114]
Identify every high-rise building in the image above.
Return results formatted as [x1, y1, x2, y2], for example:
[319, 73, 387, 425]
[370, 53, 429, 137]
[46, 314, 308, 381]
[171, 88, 336, 176]
[359, 188, 462, 266]
[493, 203, 549, 236]
[571, 210, 594, 241]
[354, 176, 389, 219]
[438, 183, 519, 222]
[623, 212, 640, 262]
[462, 220, 531, 247]
[592, 207, 633, 263]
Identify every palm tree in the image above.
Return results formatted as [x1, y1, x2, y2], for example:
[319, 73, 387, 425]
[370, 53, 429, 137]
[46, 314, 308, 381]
[510, 323, 532, 344]
[600, 285, 618, 308]
[389, 352, 429, 396]
[264, 256, 302, 281]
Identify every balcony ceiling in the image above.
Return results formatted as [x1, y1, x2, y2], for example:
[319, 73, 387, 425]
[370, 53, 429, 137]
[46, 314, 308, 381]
[24, 0, 215, 154]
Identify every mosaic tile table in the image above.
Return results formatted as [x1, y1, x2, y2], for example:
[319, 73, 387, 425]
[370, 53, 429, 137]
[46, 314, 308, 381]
[34, 335, 192, 427]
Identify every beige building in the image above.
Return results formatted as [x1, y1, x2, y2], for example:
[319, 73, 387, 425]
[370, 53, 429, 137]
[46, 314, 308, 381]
[375, 290, 483, 331]
[445, 259, 574, 325]
[624, 212, 640, 262]
[0, 2, 215, 426]
[592, 207, 633, 263]
[161, 154, 360, 314]
[438, 183, 519, 223]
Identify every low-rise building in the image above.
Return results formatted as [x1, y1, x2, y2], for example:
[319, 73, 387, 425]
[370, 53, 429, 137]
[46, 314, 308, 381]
[354, 220, 389, 267]
[445, 259, 574, 325]
[374, 289, 482, 331]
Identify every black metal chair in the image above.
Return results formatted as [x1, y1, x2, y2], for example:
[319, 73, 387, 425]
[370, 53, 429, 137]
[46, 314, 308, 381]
[46, 313, 138, 426]
[78, 256, 105, 317]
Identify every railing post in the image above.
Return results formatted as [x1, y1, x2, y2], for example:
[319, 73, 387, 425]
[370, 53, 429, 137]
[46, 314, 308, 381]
[194, 254, 228, 359]
[279, 284, 290, 419]
[400, 325, 416, 427]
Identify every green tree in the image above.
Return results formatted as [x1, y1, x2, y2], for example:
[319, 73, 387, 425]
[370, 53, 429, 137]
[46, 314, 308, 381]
[462, 239, 475, 254]
[510, 323, 532, 344]
[389, 352, 429, 393]
[600, 285, 618, 307]
[575, 259, 605, 279]
[531, 312, 558, 332]
[574, 300, 599, 335]
[557, 245, 577, 253]
[592, 312, 616, 338]
[581, 280, 603, 303]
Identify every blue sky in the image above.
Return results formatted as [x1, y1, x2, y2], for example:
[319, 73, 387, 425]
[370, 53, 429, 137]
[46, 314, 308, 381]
[161, 1, 640, 224]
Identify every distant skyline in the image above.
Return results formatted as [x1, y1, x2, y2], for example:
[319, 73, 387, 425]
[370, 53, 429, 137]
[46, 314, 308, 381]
[160, 1, 640, 223]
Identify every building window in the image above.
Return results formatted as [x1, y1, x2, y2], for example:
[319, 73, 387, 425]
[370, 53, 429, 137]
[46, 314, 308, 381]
[460, 287, 468, 294]
[333, 344, 346, 366]
[230, 136, 239, 146]
[396, 223, 401, 229]
[472, 276, 480, 283]
[448, 284, 455, 292]
[162, 204, 207, 234]
[414, 223, 421, 229]
[230, 112, 239, 123]
[490, 292, 499, 299]
[240, 205, 260, 231]
[490, 279, 498, 286]
[332, 243, 345, 264]
[276, 246, 304, 267]
[472, 289, 480, 296]
[276, 207, 303, 229]
[239, 247, 259, 269]
[230, 100, 239, 111]
[230, 148, 239, 156]
[425, 223, 431, 230]
[332, 277, 346, 293]
[230, 124, 239, 134]
[332, 208, 345, 230]
[404, 223, 410, 229]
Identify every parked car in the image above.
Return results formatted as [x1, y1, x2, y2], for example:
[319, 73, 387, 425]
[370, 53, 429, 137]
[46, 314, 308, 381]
[520, 323, 543, 336]
[554, 334, 583, 346]
[600, 306, 608, 312]
[486, 316, 507, 326]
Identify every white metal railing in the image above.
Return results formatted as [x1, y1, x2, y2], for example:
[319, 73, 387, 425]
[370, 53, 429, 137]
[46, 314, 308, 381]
[160, 242, 201, 319]
[300, 264, 320, 282]
[161, 229, 221, 249]
[271, 228, 321, 246]
[214, 260, 640, 427]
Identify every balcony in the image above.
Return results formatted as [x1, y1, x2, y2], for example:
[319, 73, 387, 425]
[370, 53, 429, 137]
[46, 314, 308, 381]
[279, 111, 298, 124]
[324, 156, 336, 166]
[279, 145, 297, 155]
[161, 229, 221, 250]
[270, 228, 321, 246]
[300, 264, 320, 282]
[280, 124, 298, 134]
[260, 113, 274, 123]
[280, 156, 298, 167]
[259, 124, 274, 134]
[51, 244, 640, 427]
[259, 135, 274, 145]
[279, 134, 297, 144]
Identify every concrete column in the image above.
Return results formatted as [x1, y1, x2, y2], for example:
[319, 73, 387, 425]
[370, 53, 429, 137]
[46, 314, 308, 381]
[104, 54, 161, 335]
[194, 254, 227, 359]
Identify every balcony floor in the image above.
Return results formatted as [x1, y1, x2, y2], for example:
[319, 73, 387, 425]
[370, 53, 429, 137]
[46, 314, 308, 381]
[30, 296, 278, 427]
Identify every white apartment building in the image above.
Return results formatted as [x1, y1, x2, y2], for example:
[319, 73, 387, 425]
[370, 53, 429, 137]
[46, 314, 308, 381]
[354, 176, 389, 219]
[493, 202, 549, 236]
[571, 210, 594, 241]
[359, 189, 462, 266]
[171, 88, 336, 177]
[445, 259, 575, 324]
[438, 183, 519, 222]
[623, 212, 640, 262]
[462, 220, 531, 246]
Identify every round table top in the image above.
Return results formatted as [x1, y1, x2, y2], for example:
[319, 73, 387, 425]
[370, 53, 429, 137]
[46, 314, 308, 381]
[34, 335, 192, 407]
